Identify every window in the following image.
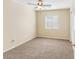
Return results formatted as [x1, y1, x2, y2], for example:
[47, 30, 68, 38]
[45, 15, 59, 30]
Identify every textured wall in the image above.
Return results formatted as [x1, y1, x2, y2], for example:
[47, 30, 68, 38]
[36, 9, 70, 40]
[3, 0, 36, 52]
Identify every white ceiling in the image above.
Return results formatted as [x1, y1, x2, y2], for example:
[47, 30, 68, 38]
[13, 0, 74, 9]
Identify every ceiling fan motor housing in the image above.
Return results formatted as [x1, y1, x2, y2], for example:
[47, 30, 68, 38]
[37, 2, 43, 6]
[37, 0, 43, 6]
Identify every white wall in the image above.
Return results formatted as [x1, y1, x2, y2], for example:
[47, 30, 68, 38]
[70, 0, 75, 45]
[3, 0, 36, 52]
[36, 9, 70, 40]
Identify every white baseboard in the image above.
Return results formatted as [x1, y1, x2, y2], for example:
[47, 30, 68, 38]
[69, 39, 75, 51]
[37, 37, 69, 41]
[4, 37, 74, 53]
[4, 36, 36, 53]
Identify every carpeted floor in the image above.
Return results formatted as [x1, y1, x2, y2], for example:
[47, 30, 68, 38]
[3, 38, 74, 59]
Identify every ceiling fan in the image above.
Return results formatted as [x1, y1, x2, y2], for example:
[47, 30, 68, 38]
[27, 0, 52, 8]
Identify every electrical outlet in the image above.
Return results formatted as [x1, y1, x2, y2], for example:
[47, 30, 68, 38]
[11, 40, 15, 43]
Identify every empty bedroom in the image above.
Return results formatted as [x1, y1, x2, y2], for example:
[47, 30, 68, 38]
[3, 0, 75, 59]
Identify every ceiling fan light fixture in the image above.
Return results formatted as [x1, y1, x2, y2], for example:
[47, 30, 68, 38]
[36, 0, 43, 9]
[27, 0, 52, 9]
[37, 5, 42, 9]
[37, 2, 43, 6]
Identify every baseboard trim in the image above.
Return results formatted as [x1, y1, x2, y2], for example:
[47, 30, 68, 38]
[69, 39, 75, 51]
[36, 37, 69, 41]
[4, 37, 36, 53]
[4, 36, 74, 53]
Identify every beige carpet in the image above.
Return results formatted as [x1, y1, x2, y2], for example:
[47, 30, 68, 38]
[4, 38, 74, 59]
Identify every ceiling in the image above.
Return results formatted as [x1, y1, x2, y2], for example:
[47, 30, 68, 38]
[13, 0, 74, 10]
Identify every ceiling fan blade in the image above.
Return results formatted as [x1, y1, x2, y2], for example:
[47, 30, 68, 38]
[27, 3, 36, 5]
[43, 4, 52, 7]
